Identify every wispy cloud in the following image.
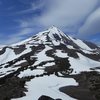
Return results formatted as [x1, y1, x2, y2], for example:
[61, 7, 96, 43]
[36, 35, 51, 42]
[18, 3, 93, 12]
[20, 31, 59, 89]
[1, 0, 100, 45]
[39, 0, 98, 27]
[18, 0, 99, 34]
[78, 7, 100, 38]
[18, 28, 34, 35]
[13, 1, 45, 15]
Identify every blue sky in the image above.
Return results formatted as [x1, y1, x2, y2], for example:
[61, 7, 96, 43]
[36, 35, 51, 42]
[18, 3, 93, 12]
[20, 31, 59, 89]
[0, 0, 100, 45]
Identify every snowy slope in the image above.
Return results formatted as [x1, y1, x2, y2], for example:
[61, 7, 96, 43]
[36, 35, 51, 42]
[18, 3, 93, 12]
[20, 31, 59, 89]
[68, 36, 92, 50]
[0, 45, 31, 64]
[70, 53, 100, 73]
[12, 75, 78, 100]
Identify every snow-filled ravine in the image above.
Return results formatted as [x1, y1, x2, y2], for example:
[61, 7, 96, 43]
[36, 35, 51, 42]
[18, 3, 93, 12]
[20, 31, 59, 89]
[33, 45, 54, 66]
[12, 75, 78, 100]
[70, 53, 100, 74]
[0, 45, 32, 65]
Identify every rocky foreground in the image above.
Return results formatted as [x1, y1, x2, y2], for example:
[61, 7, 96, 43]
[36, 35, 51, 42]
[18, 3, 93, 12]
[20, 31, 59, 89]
[0, 71, 100, 100]
[60, 71, 100, 100]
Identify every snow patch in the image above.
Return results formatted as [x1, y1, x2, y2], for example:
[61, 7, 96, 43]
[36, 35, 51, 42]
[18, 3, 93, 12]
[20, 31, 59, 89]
[12, 75, 78, 100]
[33, 45, 54, 66]
[70, 53, 100, 74]
[69, 36, 92, 50]
[54, 50, 68, 58]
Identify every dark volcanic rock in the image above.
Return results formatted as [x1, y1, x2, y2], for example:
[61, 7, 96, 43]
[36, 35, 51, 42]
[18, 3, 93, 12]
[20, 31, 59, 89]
[38, 95, 62, 100]
[0, 77, 27, 100]
[38, 95, 54, 100]
[60, 86, 95, 100]
[60, 71, 100, 100]
[13, 44, 26, 55]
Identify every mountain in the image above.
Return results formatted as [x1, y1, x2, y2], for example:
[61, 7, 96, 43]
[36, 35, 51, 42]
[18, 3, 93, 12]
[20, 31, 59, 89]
[0, 26, 100, 100]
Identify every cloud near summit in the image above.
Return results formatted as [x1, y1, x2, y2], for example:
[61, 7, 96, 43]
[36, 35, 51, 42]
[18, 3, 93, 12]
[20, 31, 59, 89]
[19, 0, 100, 40]
[0, 0, 100, 45]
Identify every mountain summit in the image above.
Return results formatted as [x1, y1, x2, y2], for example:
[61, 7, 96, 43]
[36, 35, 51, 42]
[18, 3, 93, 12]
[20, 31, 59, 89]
[13, 26, 99, 50]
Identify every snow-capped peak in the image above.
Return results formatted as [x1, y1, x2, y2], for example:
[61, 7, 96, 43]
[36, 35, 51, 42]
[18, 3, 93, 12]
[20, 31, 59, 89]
[9, 26, 99, 52]
[33, 26, 97, 51]
[48, 26, 67, 37]
[31, 26, 67, 46]
[37, 26, 64, 37]
[48, 25, 58, 30]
